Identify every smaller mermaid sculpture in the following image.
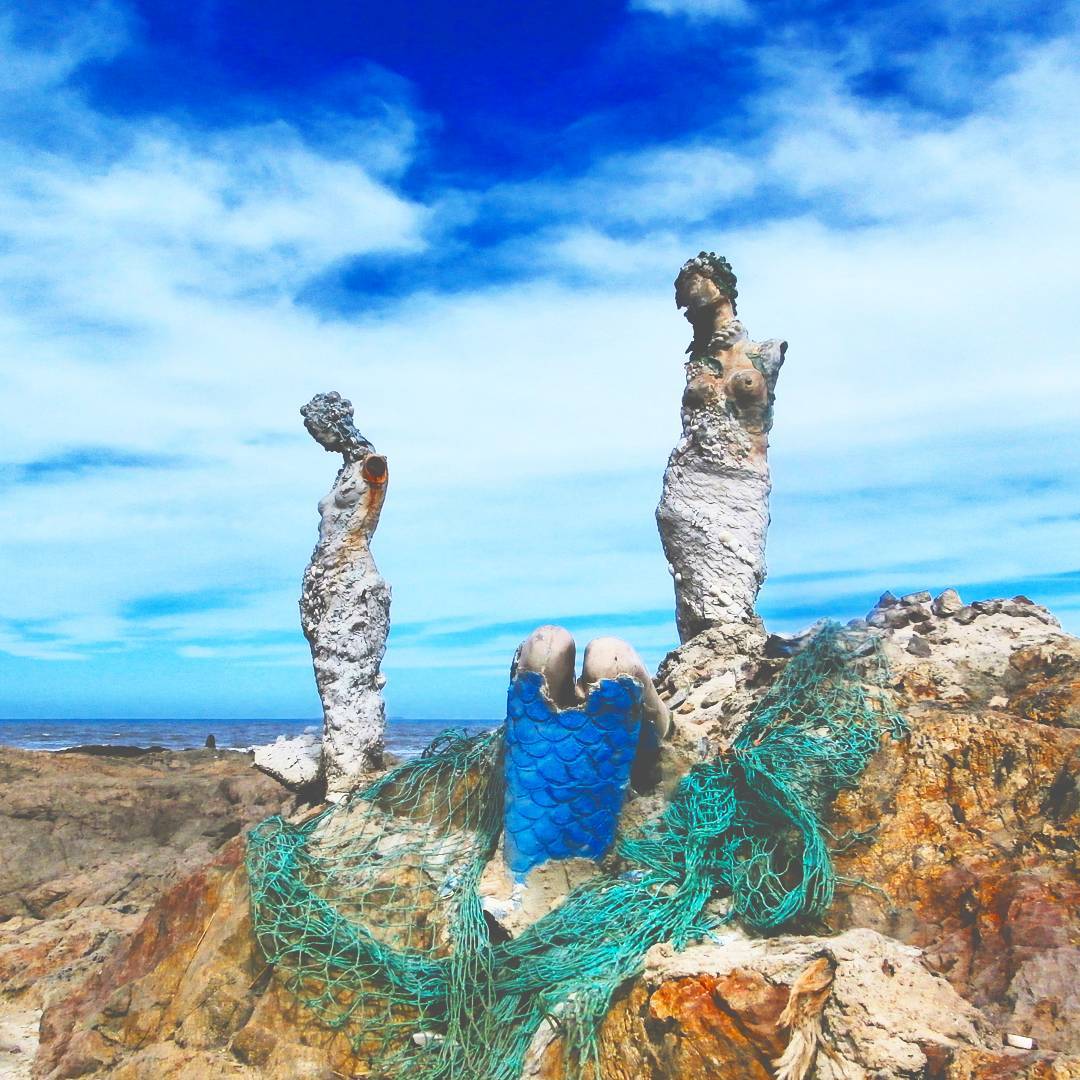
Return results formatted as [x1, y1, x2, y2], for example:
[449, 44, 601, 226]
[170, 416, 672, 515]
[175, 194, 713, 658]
[502, 625, 670, 877]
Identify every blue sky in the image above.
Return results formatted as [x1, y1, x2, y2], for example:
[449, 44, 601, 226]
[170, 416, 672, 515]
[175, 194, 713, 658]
[1, 0, 1078, 721]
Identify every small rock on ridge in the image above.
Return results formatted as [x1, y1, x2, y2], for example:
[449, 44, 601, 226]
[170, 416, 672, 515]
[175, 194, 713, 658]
[932, 588, 964, 616]
[901, 591, 933, 605]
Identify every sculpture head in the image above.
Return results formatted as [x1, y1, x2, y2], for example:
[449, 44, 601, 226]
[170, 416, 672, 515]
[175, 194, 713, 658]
[301, 391, 375, 463]
[674, 251, 739, 322]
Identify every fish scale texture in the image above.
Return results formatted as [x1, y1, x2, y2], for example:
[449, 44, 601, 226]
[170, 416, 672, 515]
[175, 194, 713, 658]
[503, 672, 644, 876]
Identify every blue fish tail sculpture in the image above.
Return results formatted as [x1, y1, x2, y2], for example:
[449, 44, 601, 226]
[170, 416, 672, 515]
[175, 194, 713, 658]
[502, 657, 651, 878]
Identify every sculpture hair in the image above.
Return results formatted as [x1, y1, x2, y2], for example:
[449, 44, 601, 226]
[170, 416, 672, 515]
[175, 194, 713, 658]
[300, 391, 375, 463]
[675, 251, 739, 314]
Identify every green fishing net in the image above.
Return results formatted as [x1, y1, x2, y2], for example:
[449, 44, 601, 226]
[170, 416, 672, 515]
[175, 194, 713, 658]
[247, 623, 906, 1079]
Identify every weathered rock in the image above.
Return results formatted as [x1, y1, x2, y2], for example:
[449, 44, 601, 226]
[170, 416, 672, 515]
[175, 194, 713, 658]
[0, 1007, 38, 1080]
[0, 746, 295, 1002]
[934, 588, 966, 616]
[479, 857, 601, 938]
[972, 599, 1060, 627]
[945, 1049, 1080, 1078]
[251, 730, 323, 792]
[650, 595, 1080, 1063]
[1006, 641, 1080, 728]
[656, 253, 787, 641]
[908, 633, 933, 657]
[297, 391, 391, 800]
[33, 843, 368, 1079]
[654, 618, 774, 753]
[765, 618, 832, 659]
[29, 598, 1080, 1078]
[0, 747, 296, 1076]
[886, 605, 919, 628]
[532, 928, 991, 1079]
[902, 591, 934, 606]
[877, 602, 1071, 707]
[35, 858, 996, 1080]
[828, 629, 1080, 1055]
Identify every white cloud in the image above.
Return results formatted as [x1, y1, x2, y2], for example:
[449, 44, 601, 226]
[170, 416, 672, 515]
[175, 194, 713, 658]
[752, 40, 1080, 225]
[487, 146, 757, 229]
[177, 643, 309, 664]
[629, 0, 753, 22]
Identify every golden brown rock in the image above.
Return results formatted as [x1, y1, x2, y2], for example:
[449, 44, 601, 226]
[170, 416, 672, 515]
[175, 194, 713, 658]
[1007, 641, 1080, 728]
[829, 703, 1080, 1054]
[532, 929, 989, 1080]
[27, 602, 1080, 1079]
[0, 744, 298, 1079]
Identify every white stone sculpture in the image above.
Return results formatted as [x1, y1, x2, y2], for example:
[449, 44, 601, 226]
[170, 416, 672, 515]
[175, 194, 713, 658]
[657, 253, 786, 642]
[255, 392, 390, 800]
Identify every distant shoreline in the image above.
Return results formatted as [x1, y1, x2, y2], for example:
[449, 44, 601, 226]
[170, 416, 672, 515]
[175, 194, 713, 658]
[0, 717, 497, 759]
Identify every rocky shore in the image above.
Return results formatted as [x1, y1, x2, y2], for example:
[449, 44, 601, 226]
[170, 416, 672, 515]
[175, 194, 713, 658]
[0, 746, 303, 1078]
[6, 592, 1077, 1079]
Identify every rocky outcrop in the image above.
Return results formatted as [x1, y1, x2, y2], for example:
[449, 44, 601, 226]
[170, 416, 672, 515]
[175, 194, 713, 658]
[33, 839, 358, 1080]
[826, 594, 1080, 1059]
[656, 253, 787, 642]
[28, 858, 996, 1080]
[29, 594, 1080, 1079]
[532, 928, 997, 1080]
[653, 591, 1080, 1066]
[251, 730, 322, 794]
[0, 746, 297, 1077]
[295, 391, 391, 801]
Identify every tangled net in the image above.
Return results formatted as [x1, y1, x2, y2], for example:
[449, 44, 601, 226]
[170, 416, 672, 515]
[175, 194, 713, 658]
[247, 624, 906, 1079]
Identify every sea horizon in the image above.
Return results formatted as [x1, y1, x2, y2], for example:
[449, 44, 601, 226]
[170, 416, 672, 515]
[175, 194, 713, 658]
[0, 716, 498, 759]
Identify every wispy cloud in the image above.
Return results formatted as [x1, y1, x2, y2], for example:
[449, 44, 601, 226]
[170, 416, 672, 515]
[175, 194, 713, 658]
[3, 446, 190, 485]
[628, 0, 753, 23]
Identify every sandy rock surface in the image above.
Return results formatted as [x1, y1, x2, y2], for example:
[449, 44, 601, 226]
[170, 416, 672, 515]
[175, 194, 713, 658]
[0, 746, 299, 1076]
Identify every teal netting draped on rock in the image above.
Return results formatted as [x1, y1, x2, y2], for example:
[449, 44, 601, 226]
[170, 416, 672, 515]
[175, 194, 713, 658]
[246, 624, 907, 1080]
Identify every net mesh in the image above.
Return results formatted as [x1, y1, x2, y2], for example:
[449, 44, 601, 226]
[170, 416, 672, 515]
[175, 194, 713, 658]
[247, 623, 906, 1079]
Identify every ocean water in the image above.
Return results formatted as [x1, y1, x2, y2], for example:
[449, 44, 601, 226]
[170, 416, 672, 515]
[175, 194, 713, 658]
[0, 717, 497, 760]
